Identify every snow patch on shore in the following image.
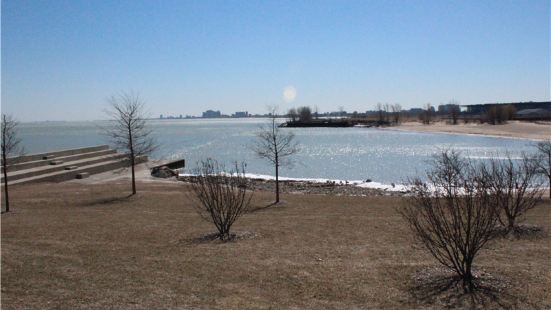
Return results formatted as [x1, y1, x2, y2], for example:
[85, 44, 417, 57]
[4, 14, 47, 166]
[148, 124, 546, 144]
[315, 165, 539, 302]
[179, 172, 409, 192]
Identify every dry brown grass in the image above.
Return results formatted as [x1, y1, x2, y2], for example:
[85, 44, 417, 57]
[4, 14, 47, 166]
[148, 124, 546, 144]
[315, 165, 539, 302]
[2, 181, 550, 309]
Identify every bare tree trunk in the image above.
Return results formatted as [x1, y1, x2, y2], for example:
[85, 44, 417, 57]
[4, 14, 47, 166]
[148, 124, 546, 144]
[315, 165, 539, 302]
[131, 155, 136, 195]
[129, 129, 136, 195]
[508, 216, 515, 234]
[2, 152, 9, 213]
[273, 119, 280, 203]
[463, 262, 474, 293]
[275, 161, 279, 203]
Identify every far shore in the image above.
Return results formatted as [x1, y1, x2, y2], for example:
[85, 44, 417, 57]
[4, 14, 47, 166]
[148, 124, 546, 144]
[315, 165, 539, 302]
[392, 120, 550, 141]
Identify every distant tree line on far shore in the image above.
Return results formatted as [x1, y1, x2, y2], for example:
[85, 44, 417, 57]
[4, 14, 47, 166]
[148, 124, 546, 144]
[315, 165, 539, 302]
[284, 101, 550, 126]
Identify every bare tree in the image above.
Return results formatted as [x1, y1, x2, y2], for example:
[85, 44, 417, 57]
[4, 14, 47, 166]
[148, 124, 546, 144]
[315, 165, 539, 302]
[314, 105, 320, 119]
[189, 159, 253, 240]
[105, 92, 157, 195]
[1, 115, 23, 213]
[485, 104, 514, 125]
[287, 108, 298, 122]
[376, 103, 384, 123]
[399, 150, 500, 292]
[535, 140, 551, 198]
[481, 154, 544, 234]
[338, 106, 346, 117]
[254, 107, 299, 203]
[383, 103, 391, 122]
[420, 103, 434, 125]
[448, 100, 461, 125]
[391, 104, 402, 124]
[297, 106, 312, 122]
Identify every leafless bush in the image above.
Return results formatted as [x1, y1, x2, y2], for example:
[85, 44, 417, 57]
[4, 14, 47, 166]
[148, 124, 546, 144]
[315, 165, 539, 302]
[481, 154, 544, 234]
[400, 150, 500, 293]
[535, 139, 551, 198]
[189, 159, 253, 241]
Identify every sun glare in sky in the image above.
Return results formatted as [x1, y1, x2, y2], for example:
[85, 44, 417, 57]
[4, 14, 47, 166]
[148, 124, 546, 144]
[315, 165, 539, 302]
[283, 86, 297, 104]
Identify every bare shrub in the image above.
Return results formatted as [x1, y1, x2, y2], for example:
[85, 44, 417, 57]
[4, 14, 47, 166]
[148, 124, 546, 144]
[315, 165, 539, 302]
[482, 154, 544, 234]
[535, 139, 551, 198]
[190, 159, 253, 240]
[400, 150, 500, 293]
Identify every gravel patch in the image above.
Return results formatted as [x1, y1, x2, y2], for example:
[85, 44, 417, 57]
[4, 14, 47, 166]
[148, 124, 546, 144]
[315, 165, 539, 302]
[178, 176, 407, 197]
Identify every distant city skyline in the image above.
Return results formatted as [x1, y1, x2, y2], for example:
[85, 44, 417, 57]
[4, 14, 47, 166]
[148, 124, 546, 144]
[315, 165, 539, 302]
[2, 0, 550, 122]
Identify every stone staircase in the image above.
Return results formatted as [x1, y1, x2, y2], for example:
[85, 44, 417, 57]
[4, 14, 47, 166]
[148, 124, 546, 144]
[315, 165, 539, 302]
[1, 145, 148, 185]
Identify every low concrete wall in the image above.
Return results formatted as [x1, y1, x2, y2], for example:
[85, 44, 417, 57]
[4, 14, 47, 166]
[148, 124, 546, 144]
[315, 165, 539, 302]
[3, 145, 110, 165]
[2, 149, 117, 173]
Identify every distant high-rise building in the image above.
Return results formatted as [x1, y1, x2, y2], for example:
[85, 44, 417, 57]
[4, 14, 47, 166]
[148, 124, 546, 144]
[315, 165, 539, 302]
[232, 111, 249, 118]
[202, 110, 221, 118]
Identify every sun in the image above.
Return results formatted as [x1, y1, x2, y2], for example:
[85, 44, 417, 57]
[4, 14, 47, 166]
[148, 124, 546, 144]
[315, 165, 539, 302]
[283, 86, 297, 103]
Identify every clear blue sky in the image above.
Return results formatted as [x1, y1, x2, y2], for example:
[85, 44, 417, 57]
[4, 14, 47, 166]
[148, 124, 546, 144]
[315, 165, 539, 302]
[2, 0, 550, 121]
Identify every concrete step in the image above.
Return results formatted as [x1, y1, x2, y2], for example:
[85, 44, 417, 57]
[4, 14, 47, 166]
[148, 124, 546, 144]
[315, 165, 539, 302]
[2, 145, 110, 165]
[2, 153, 127, 182]
[6, 156, 147, 185]
[2, 149, 117, 173]
[76, 172, 90, 179]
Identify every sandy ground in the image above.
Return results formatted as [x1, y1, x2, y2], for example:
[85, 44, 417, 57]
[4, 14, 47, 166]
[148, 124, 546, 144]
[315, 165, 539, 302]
[66, 161, 176, 185]
[392, 120, 551, 140]
[1, 181, 550, 309]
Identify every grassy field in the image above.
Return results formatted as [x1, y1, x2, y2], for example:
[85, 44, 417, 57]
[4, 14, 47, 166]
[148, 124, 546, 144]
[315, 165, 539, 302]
[2, 181, 550, 309]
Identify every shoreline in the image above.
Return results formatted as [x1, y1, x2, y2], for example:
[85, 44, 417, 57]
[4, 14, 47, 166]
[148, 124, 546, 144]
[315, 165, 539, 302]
[70, 164, 408, 196]
[391, 120, 550, 141]
[178, 174, 408, 197]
